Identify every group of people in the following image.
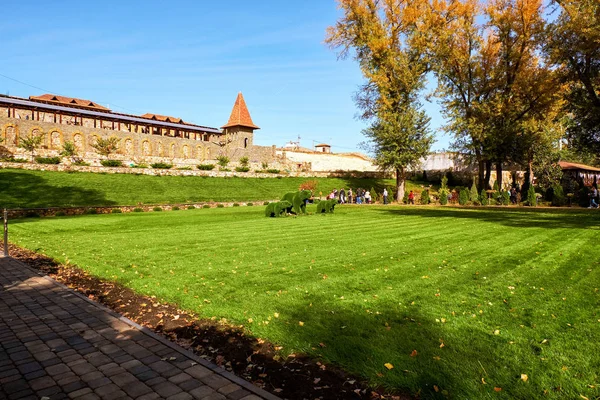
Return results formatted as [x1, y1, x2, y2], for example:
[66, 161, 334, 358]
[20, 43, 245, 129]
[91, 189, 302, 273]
[326, 188, 390, 204]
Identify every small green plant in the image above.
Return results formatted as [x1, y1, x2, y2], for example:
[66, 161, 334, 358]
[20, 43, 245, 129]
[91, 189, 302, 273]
[35, 156, 61, 164]
[263, 201, 270, 205]
[235, 166, 250, 172]
[172, 206, 180, 210]
[527, 185, 537, 206]
[402, 191, 409, 204]
[85, 209, 98, 215]
[101, 160, 123, 167]
[176, 166, 192, 171]
[130, 163, 148, 169]
[5, 157, 28, 163]
[470, 179, 479, 205]
[233, 203, 240, 207]
[18, 133, 44, 162]
[479, 189, 489, 206]
[92, 137, 120, 159]
[60, 140, 78, 162]
[261, 161, 269, 169]
[73, 160, 90, 166]
[459, 189, 469, 205]
[187, 205, 196, 210]
[239, 156, 249, 167]
[439, 191, 448, 205]
[420, 189, 430, 205]
[197, 164, 215, 170]
[202, 204, 211, 209]
[220, 167, 231, 171]
[111, 208, 122, 214]
[153, 206, 163, 212]
[133, 207, 144, 212]
[55, 211, 66, 217]
[500, 190, 510, 206]
[151, 162, 172, 169]
[493, 180, 499, 192]
[217, 204, 225, 208]
[266, 169, 280, 174]
[551, 185, 566, 207]
[217, 155, 230, 168]
[247, 202, 253, 206]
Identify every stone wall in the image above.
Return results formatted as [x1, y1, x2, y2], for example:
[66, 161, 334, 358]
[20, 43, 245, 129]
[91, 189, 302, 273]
[276, 149, 377, 172]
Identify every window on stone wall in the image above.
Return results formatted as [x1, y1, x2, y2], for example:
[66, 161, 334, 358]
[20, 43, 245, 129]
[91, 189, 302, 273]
[244, 138, 248, 148]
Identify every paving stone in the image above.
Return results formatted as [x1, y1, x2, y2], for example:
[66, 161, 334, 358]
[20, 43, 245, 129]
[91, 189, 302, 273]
[153, 381, 182, 398]
[168, 372, 192, 385]
[121, 381, 152, 398]
[29, 375, 56, 391]
[166, 393, 193, 400]
[71, 362, 97, 376]
[227, 389, 253, 400]
[218, 383, 242, 395]
[178, 379, 204, 392]
[185, 365, 213, 379]
[93, 383, 121, 397]
[45, 363, 71, 376]
[189, 385, 216, 399]
[62, 379, 86, 394]
[200, 394, 226, 400]
[110, 371, 137, 387]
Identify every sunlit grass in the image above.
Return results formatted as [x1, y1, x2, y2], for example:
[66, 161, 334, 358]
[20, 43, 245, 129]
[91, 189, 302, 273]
[9, 206, 600, 399]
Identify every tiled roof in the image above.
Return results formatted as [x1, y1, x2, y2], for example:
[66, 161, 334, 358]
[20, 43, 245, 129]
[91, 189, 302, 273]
[141, 113, 184, 124]
[559, 161, 600, 172]
[315, 143, 331, 147]
[29, 94, 110, 111]
[221, 92, 259, 130]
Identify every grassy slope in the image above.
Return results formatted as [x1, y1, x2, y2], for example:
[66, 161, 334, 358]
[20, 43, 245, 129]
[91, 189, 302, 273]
[0, 168, 421, 208]
[9, 206, 600, 399]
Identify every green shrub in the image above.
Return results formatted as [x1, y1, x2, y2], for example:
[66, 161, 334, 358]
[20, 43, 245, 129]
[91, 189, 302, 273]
[151, 162, 172, 169]
[526, 185, 537, 206]
[73, 160, 90, 166]
[235, 166, 250, 172]
[101, 160, 123, 167]
[402, 191, 409, 204]
[551, 185, 566, 207]
[85, 209, 98, 214]
[420, 189, 430, 205]
[370, 187, 378, 203]
[133, 207, 144, 212]
[111, 208, 122, 214]
[266, 169, 280, 174]
[479, 189, 489, 206]
[176, 166, 192, 171]
[470, 180, 479, 205]
[172, 206, 180, 211]
[130, 163, 148, 168]
[459, 189, 469, 205]
[217, 204, 224, 208]
[500, 190, 510, 206]
[233, 203, 240, 207]
[35, 156, 61, 164]
[4, 157, 28, 163]
[493, 180, 499, 192]
[24, 211, 40, 218]
[439, 191, 448, 205]
[261, 161, 269, 169]
[220, 168, 231, 172]
[55, 211, 66, 217]
[247, 202, 253, 206]
[239, 156, 249, 167]
[153, 206, 163, 212]
[202, 204, 211, 209]
[197, 164, 215, 170]
[217, 156, 230, 167]
[263, 201, 270, 205]
[187, 205, 195, 210]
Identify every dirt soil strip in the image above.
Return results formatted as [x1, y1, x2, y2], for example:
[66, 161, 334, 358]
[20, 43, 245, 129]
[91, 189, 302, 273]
[9, 244, 412, 400]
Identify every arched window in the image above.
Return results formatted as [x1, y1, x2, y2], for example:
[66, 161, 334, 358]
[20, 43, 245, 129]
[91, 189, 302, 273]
[244, 138, 248, 148]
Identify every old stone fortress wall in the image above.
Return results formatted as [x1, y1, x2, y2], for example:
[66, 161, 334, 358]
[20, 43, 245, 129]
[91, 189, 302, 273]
[0, 92, 378, 172]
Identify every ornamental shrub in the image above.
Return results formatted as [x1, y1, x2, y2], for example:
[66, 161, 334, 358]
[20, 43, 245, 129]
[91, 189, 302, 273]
[500, 191, 510, 205]
[527, 185, 537, 206]
[35, 156, 61, 164]
[263, 201, 270, 205]
[235, 166, 250, 172]
[217, 156, 230, 167]
[370, 187, 378, 203]
[8, 157, 28, 163]
[73, 160, 90, 166]
[197, 164, 215, 170]
[55, 211, 66, 217]
[100, 160, 123, 167]
[172, 206, 180, 211]
[239, 156, 249, 167]
[202, 204, 210, 209]
[85, 209, 98, 214]
[439, 191, 448, 205]
[470, 180, 479, 205]
[187, 205, 195, 210]
[176, 166, 192, 171]
[151, 162, 172, 169]
[551, 185, 566, 207]
[266, 169, 280, 174]
[247, 203, 253, 206]
[217, 204, 224, 208]
[233, 203, 240, 207]
[153, 206, 163, 212]
[299, 180, 318, 192]
[493, 180, 499, 192]
[133, 208, 144, 212]
[459, 188, 469, 205]
[111, 208, 122, 214]
[420, 189, 430, 205]
[402, 191, 409, 204]
[479, 189, 489, 206]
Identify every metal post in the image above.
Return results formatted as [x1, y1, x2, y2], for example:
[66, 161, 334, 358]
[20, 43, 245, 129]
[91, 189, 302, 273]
[3, 208, 8, 257]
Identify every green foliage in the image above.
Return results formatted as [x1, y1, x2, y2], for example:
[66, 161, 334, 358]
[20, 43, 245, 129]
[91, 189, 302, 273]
[459, 189, 469, 205]
[217, 204, 224, 208]
[100, 160, 123, 167]
[402, 191, 409, 204]
[493, 180, 499, 192]
[500, 191, 510, 206]
[246, 203, 253, 206]
[153, 206, 163, 212]
[265, 200, 292, 217]
[176, 166, 192, 171]
[479, 189, 489, 206]
[281, 190, 312, 214]
[2, 157, 28, 163]
[261, 161, 269, 169]
[470, 180, 479, 205]
[130, 163, 148, 169]
[370, 186, 378, 203]
[439, 174, 449, 205]
[35, 156, 61, 164]
[202, 204, 210, 209]
[18, 132, 44, 161]
[239, 156, 249, 167]
[197, 164, 215, 170]
[420, 189, 430, 205]
[60, 141, 78, 161]
[133, 208, 144, 212]
[85, 208, 97, 214]
[91, 137, 120, 159]
[527, 185, 537, 206]
[73, 160, 90, 166]
[266, 169, 280, 174]
[263, 201, 270, 206]
[172, 206, 180, 210]
[232, 203, 240, 207]
[111, 208, 122, 214]
[235, 166, 250, 172]
[439, 191, 448, 205]
[54, 211, 66, 217]
[551, 185, 566, 207]
[217, 156, 230, 167]
[151, 162, 172, 169]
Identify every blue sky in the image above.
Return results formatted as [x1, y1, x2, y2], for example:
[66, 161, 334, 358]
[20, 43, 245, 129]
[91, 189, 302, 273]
[1, 1, 449, 152]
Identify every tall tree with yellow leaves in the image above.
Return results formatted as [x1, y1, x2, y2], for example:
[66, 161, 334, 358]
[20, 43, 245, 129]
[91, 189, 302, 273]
[326, 0, 433, 201]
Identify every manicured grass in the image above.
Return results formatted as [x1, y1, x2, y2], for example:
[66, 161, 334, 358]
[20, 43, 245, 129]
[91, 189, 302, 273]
[9, 206, 600, 399]
[0, 168, 416, 208]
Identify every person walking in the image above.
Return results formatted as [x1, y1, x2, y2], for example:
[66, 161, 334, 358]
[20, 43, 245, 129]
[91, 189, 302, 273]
[365, 190, 371, 204]
[408, 190, 415, 205]
[339, 188, 346, 204]
[589, 186, 599, 208]
[348, 188, 353, 204]
[357, 188, 363, 204]
[383, 188, 388, 205]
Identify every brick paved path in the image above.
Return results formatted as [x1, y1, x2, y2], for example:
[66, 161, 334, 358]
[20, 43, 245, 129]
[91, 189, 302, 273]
[0, 257, 280, 400]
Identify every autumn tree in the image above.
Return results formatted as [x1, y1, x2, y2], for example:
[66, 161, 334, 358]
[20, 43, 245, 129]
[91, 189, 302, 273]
[546, 0, 600, 163]
[326, 0, 433, 201]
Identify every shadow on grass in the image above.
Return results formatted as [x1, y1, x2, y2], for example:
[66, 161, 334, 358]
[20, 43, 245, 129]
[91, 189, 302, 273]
[376, 206, 599, 229]
[0, 170, 116, 209]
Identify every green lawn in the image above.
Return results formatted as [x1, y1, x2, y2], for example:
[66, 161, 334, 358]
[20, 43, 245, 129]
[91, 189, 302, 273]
[0, 168, 413, 208]
[9, 206, 600, 399]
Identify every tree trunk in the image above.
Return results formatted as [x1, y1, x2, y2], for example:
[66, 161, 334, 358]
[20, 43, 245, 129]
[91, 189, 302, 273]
[495, 162, 503, 190]
[527, 160, 534, 187]
[484, 160, 492, 190]
[396, 167, 406, 202]
[477, 150, 484, 191]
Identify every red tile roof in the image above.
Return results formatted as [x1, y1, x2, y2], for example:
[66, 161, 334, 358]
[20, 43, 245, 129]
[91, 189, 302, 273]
[29, 94, 110, 111]
[141, 113, 184, 124]
[221, 92, 259, 130]
[315, 143, 331, 147]
[559, 161, 600, 172]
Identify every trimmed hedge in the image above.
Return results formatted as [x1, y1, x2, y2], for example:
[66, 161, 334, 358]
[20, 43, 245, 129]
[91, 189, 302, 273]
[151, 162, 173, 169]
[100, 160, 123, 167]
[35, 156, 61, 165]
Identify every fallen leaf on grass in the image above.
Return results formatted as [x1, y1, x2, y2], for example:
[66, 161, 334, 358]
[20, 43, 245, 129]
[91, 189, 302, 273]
[410, 350, 418, 357]
[299, 321, 304, 326]
[434, 385, 439, 392]
[521, 374, 528, 382]
[384, 363, 394, 370]
[494, 387, 502, 392]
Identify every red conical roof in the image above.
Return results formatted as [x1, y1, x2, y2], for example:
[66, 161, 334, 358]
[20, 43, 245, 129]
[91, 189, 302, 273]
[221, 92, 259, 130]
